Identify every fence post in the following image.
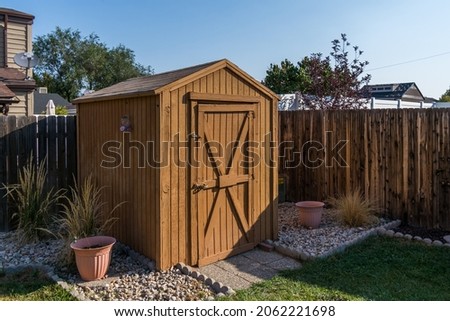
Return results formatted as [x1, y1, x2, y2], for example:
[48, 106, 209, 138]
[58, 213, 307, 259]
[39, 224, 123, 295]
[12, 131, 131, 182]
[420, 101, 424, 109]
[370, 97, 375, 109]
[397, 99, 401, 109]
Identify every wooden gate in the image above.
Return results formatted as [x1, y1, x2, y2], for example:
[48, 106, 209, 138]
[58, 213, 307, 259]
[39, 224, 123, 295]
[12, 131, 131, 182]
[191, 101, 257, 266]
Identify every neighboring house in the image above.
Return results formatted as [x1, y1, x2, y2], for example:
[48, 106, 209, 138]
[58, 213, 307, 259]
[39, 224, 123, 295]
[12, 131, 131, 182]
[0, 7, 35, 115]
[363, 82, 425, 102]
[34, 87, 75, 115]
[279, 82, 432, 110]
[424, 96, 438, 104]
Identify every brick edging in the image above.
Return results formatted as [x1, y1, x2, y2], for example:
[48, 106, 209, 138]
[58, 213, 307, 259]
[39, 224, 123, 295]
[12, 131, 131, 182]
[174, 262, 236, 298]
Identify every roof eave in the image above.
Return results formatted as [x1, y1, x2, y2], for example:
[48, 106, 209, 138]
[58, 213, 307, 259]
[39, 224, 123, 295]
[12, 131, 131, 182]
[72, 89, 156, 104]
[0, 96, 20, 104]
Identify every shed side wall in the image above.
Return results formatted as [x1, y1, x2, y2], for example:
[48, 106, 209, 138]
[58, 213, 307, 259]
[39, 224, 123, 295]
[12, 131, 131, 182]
[77, 95, 160, 261]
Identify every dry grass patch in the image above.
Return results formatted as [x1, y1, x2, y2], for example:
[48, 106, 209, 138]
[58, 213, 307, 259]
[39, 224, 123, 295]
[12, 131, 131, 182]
[328, 189, 380, 227]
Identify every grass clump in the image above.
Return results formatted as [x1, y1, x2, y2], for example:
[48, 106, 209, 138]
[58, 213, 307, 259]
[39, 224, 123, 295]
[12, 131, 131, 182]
[328, 189, 380, 227]
[2, 157, 64, 244]
[57, 175, 122, 266]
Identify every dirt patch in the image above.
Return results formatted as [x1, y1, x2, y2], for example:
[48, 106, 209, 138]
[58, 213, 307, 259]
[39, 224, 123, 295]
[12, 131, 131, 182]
[392, 225, 450, 243]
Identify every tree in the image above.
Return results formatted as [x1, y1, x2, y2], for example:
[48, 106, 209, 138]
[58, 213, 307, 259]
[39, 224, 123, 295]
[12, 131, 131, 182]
[263, 34, 371, 109]
[33, 27, 84, 102]
[102, 45, 154, 88]
[262, 59, 300, 94]
[33, 27, 153, 101]
[439, 87, 450, 102]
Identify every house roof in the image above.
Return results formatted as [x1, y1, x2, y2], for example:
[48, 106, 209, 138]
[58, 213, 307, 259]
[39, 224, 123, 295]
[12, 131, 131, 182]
[0, 7, 34, 21]
[0, 82, 16, 98]
[0, 68, 28, 81]
[363, 82, 424, 101]
[34, 92, 73, 114]
[73, 59, 278, 104]
[0, 68, 35, 89]
[0, 82, 20, 104]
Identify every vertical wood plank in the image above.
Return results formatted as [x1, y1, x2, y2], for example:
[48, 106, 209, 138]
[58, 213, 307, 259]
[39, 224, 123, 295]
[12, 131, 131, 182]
[7, 116, 18, 185]
[66, 116, 77, 189]
[47, 116, 57, 190]
[0, 117, 8, 231]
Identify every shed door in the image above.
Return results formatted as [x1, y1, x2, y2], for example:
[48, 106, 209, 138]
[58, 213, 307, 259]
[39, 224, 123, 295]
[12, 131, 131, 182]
[191, 103, 256, 266]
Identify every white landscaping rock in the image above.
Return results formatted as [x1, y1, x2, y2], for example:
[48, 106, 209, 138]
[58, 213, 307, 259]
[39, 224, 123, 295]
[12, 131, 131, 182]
[274, 203, 394, 258]
[0, 231, 214, 301]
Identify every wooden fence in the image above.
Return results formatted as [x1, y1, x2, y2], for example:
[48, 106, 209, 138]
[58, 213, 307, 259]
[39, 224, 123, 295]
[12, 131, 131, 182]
[279, 109, 450, 229]
[0, 116, 77, 231]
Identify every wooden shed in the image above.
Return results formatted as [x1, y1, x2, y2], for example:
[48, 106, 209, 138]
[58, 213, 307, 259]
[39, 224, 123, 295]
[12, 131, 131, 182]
[73, 59, 279, 270]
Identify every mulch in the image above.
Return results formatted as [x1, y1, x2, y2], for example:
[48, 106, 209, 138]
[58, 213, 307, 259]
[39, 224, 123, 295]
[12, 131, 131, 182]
[392, 225, 450, 243]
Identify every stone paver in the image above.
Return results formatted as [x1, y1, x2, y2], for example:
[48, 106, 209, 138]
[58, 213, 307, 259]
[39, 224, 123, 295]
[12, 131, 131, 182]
[241, 248, 285, 264]
[197, 248, 302, 291]
[268, 256, 302, 271]
[444, 235, 450, 244]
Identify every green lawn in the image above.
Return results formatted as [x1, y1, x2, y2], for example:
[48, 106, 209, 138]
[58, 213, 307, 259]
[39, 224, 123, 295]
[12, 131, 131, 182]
[225, 236, 450, 301]
[0, 268, 76, 301]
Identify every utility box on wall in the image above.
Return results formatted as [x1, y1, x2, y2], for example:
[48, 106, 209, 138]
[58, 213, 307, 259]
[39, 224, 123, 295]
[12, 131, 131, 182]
[73, 59, 279, 269]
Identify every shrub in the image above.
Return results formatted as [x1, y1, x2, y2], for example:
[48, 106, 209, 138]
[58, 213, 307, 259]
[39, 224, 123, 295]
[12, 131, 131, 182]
[57, 175, 123, 266]
[2, 157, 64, 244]
[55, 106, 68, 115]
[328, 189, 380, 227]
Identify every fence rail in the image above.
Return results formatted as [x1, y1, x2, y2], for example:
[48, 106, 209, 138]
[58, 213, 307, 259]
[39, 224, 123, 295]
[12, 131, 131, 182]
[0, 115, 77, 231]
[279, 109, 450, 229]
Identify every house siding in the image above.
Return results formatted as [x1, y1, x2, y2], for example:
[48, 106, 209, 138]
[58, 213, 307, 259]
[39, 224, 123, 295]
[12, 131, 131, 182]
[7, 90, 33, 115]
[0, 10, 34, 115]
[0, 23, 4, 67]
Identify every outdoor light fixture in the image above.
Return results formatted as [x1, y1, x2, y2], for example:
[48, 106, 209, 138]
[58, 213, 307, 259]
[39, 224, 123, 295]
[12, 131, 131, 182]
[120, 115, 132, 132]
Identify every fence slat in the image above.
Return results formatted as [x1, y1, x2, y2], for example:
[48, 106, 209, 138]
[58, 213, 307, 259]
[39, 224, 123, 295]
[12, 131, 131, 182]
[0, 117, 8, 231]
[66, 116, 77, 187]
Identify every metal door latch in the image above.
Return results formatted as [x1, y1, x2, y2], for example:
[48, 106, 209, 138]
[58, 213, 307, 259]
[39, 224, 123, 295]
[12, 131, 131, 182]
[192, 182, 208, 193]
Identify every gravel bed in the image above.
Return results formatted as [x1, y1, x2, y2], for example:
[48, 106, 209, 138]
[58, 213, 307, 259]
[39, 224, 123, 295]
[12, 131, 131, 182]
[0, 232, 214, 301]
[4, 203, 445, 300]
[274, 202, 393, 258]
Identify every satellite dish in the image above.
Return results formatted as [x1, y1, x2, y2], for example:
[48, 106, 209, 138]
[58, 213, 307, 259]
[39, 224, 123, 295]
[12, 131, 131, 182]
[13, 52, 40, 69]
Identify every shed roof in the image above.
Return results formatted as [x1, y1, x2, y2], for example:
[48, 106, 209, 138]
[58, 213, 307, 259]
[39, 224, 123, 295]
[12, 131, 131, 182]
[73, 59, 278, 104]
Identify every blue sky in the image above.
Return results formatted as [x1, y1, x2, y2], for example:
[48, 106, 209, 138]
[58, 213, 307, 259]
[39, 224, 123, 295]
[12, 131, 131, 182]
[3, 0, 450, 98]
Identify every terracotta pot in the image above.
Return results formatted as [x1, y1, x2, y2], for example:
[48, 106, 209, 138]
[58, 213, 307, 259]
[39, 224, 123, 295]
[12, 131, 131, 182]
[70, 236, 116, 281]
[295, 201, 325, 229]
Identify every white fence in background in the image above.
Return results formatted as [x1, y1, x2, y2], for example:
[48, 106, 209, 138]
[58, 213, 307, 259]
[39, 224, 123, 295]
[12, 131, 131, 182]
[278, 94, 436, 110]
[367, 98, 433, 109]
